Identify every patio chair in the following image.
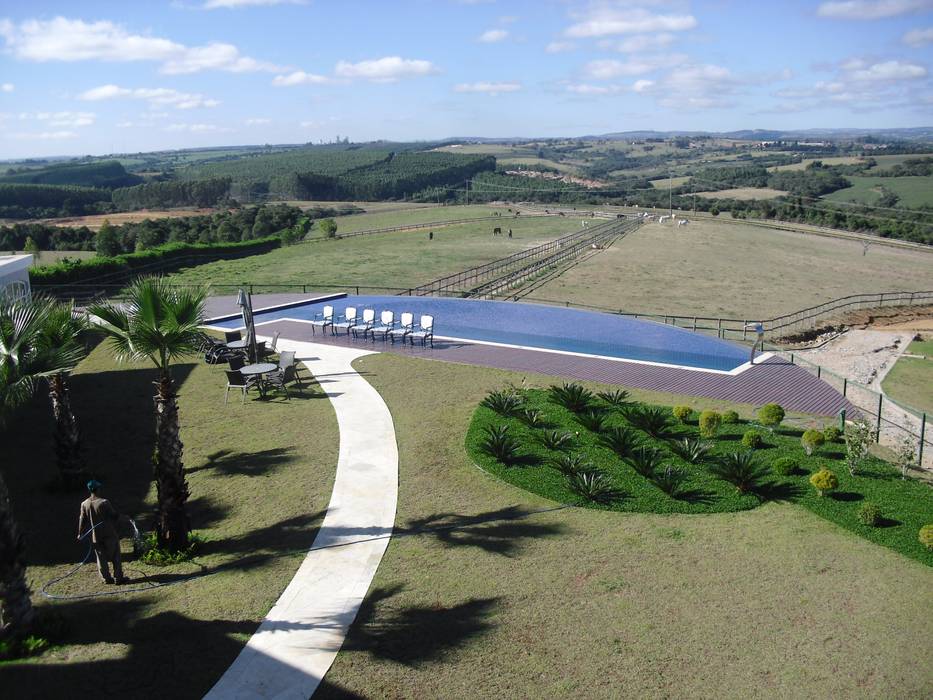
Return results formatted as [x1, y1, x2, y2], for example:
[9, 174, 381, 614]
[408, 315, 434, 347]
[350, 309, 376, 339]
[278, 350, 307, 381]
[228, 355, 246, 372]
[265, 365, 304, 400]
[387, 312, 414, 344]
[370, 310, 396, 342]
[224, 369, 259, 404]
[309, 305, 334, 335]
[332, 307, 358, 336]
[224, 330, 242, 343]
[259, 331, 280, 360]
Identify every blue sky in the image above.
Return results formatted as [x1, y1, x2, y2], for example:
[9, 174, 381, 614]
[0, 0, 931, 158]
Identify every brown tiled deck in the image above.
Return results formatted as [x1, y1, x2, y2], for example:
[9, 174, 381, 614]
[258, 318, 856, 417]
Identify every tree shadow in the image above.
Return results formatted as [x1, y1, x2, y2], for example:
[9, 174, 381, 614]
[753, 480, 804, 502]
[875, 516, 902, 528]
[187, 447, 298, 477]
[673, 488, 717, 505]
[197, 510, 328, 560]
[830, 491, 864, 502]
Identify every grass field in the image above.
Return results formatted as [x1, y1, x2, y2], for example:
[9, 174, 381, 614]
[769, 156, 865, 172]
[866, 154, 928, 172]
[166, 212, 577, 291]
[10, 250, 96, 266]
[331, 204, 509, 235]
[497, 156, 579, 174]
[694, 187, 789, 200]
[822, 175, 933, 208]
[882, 337, 933, 414]
[316, 354, 933, 699]
[0, 338, 339, 696]
[525, 219, 933, 319]
[649, 176, 690, 189]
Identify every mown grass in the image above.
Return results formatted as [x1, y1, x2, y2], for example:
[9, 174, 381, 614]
[0, 338, 338, 696]
[319, 354, 932, 699]
[823, 174, 933, 208]
[883, 337, 933, 414]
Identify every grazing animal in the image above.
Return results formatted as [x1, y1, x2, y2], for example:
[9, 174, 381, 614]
[493, 227, 502, 236]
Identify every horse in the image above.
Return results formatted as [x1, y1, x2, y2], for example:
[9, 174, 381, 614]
[493, 227, 502, 236]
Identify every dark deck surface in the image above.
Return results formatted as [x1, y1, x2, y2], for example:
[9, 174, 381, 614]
[259, 318, 856, 417]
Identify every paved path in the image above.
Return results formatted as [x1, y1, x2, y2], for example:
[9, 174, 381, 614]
[204, 339, 398, 699]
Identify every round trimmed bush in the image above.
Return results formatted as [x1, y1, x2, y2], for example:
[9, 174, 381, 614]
[823, 425, 842, 443]
[742, 429, 764, 449]
[920, 524, 933, 551]
[772, 456, 798, 476]
[699, 410, 722, 439]
[857, 502, 882, 527]
[722, 410, 740, 424]
[809, 468, 838, 497]
[758, 403, 785, 428]
[801, 429, 826, 456]
[672, 405, 693, 423]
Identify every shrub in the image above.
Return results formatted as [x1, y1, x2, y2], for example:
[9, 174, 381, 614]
[652, 465, 688, 498]
[139, 531, 203, 565]
[672, 405, 693, 423]
[568, 470, 621, 504]
[625, 446, 666, 478]
[596, 388, 630, 407]
[801, 429, 826, 456]
[857, 502, 882, 527]
[844, 418, 873, 476]
[758, 403, 785, 429]
[823, 425, 842, 443]
[626, 406, 677, 439]
[920, 524, 933, 551]
[668, 438, 712, 464]
[709, 452, 769, 493]
[809, 468, 838, 497]
[601, 426, 640, 459]
[722, 410, 740, 424]
[698, 410, 722, 438]
[540, 429, 573, 451]
[549, 383, 593, 413]
[479, 425, 522, 465]
[553, 452, 590, 476]
[742, 430, 764, 449]
[576, 408, 608, 434]
[480, 389, 523, 417]
[772, 456, 798, 476]
[520, 408, 545, 428]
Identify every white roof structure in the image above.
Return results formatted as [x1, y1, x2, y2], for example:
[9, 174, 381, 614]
[0, 254, 33, 302]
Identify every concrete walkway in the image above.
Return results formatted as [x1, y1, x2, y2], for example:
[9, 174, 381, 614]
[204, 339, 399, 699]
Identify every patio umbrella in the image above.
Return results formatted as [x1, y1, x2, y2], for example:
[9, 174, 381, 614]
[236, 288, 258, 362]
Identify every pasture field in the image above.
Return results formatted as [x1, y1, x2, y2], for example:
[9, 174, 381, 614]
[525, 219, 933, 319]
[11, 250, 95, 266]
[283, 200, 440, 214]
[694, 187, 789, 200]
[497, 156, 580, 174]
[330, 204, 511, 235]
[433, 143, 521, 156]
[822, 175, 933, 208]
[39, 209, 218, 230]
[649, 176, 690, 189]
[882, 338, 933, 414]
[769, 156, 865, 172]
[165, 213, 578, 290]
[866, 154, 929, 171]
[315, 354, 933, 699]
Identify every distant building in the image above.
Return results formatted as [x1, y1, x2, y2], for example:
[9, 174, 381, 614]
[0, 254, 32, 302]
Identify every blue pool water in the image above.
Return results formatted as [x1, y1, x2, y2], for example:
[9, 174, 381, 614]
[212, 295, 749, 372]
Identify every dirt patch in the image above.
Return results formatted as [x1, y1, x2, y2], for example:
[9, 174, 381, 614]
[776, 305, 933, 345]
[37, 209, 220, 230]
[795, 330, 913, 389]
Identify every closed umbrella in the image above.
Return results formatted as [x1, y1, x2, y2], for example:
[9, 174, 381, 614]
[236, 288, 258, 362]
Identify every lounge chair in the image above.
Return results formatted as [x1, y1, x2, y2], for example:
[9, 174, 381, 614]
[224, 369, 259, 404]
[387, 312, 414, 344]
[408, 315, 434, 347]
[350, 309, 376, 339]
[332, 307, 358, 335]
[259, 331, 280, 360]
[370, 310, 396, 342]
[309, 305, 334, 335]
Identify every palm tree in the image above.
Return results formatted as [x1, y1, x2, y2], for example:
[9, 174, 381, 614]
[38, 298, 89, 490]
[89, 278, 207, 552]
[0, 296, 85, 642]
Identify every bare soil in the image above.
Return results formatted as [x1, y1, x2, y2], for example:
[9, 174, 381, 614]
[38, 209, 220, 230]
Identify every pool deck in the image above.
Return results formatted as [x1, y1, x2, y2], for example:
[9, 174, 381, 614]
[254, 318, 856, 417]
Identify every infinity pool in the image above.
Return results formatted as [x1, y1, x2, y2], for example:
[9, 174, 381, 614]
[210, 295, 750, 373]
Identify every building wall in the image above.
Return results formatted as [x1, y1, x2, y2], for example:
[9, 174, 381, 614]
[0, 255, 33, 302]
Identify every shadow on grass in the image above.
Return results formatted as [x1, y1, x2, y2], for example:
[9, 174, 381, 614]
[197, 510, 328, 560]
[673, 488, 717, 505]
[753, 480, 805, 502]
[830, 491, 864, 502]
[188, 447, 299, 477]
[875, 516, 903, 528]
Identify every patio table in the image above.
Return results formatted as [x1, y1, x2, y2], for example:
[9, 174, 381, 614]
[240, 362, 278, 398]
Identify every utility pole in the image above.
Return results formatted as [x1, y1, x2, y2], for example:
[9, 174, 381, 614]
[466, 179, 470, 206]
[668, 171, 673, 220]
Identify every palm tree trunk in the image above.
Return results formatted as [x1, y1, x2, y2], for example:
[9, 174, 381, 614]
[48, 372, 86, 490]
[153, 370, 190, 552]
[0, 473, 34, 641]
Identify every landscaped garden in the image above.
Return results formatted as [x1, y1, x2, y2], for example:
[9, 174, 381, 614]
[468, 383, 933, 564]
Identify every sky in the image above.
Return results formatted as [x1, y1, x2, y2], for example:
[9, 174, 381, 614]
[0, 0, 931, 158]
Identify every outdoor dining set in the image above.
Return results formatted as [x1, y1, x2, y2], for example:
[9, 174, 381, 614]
[199, 330, 306, 403]
[308, 305, 435, 347]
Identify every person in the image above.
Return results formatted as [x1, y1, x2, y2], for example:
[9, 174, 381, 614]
[77, 480, 128, 584]
[508, 228, 512, 238]
[744, 321, 765, 365]
[428, 231, 433, 240]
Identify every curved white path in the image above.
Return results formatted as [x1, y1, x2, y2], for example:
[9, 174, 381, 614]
[205, 339, 398, 699]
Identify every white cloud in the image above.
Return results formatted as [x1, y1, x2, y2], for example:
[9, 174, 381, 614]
[904, 27, 933, 46]
[245, 117, 271, 125]
[583, 54, 686, 79]
[601, 33, 676, 52]
[20, 111, 96, 128]
[632, 79, 654, 93]
[545, 41, 576, 53]
[165, 122, 233, 133]
[1, 83, 13, 92]
[11, 130, 78, 140]
[565, 83, 621, 95]
[565, 7, 697, 38]
[850, 60, 927, 81]
[0, 16, 280, 74]
[272, 70, 330, 86]
[635, 63, 740, 109]
[478, 29, 508, 43]
[454, 81, 521, 95]
[203, 0, 305, 7]
[78, 84, 220, 109]
[817, 0, 933, 19]
[334, 56, 438, 82]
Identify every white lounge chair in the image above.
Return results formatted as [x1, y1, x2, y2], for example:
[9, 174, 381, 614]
[350, 308, 376, 338]
[332, 306, 357, 335]
[370, 310, 396, 342]
[408, 314, 434, 347]
[387, 312, 414, 344]
[309, 305, 334, 335]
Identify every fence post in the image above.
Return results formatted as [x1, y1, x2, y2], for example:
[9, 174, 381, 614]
[817, 365, 821, 379]
[790, 353, 795, 364]
[742, 321, 747, 341]
[839, 409, 846, 431]
[693, 317, 697, 331]
[842, 378, 847, 397]
[919, 413, 926, 466]
[875, 394, 883, 442]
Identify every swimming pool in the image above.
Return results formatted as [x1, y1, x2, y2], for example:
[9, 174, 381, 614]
[210, 295, 751, 373]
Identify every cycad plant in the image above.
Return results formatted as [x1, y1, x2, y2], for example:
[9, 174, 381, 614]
[597, 388, 630, 408]
[652, 465, 688, 498]
[601, 426, 640, 459]
[576, 408, 608, 434]
[625, 446, 667, 478]
[540, 429, 573, 451]
[552, 452, 590, 476]
[480, 389, 523, 417]
[709, 452, 770, 494]
[479, 424, 522, 465]
[668, 437, 713, 464]
[568, 470, 621, 504]
[90, 278, 207, 552]
[625, 405, 678, 440]
[520, 408, 545, 428]
[548, 383, 593, 413]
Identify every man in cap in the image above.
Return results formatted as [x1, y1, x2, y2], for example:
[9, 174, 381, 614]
[77, 479, 128, 584]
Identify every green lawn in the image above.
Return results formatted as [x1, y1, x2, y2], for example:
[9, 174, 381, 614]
[0, 338, 339, 696]
[166, 213, 578, 292]
[316, 354, 932, 699]
[883, 338, 933, 414]
[331, 204, 510, 235]
[823, 175, 933, 208]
